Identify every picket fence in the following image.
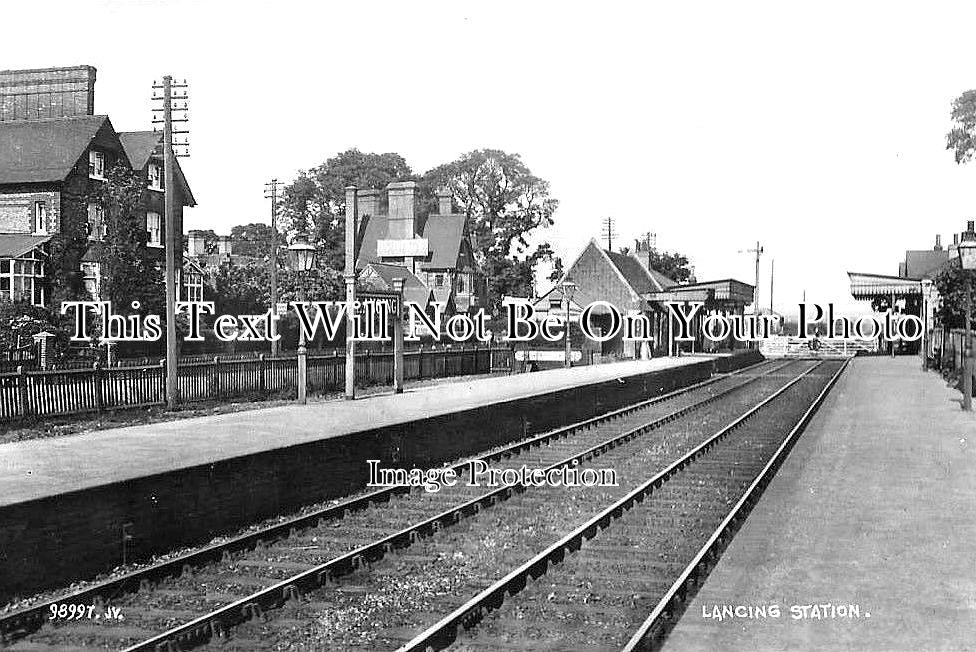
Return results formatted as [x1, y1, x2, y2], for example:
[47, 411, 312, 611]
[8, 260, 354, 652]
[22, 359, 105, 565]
[0, 346, 514, 422]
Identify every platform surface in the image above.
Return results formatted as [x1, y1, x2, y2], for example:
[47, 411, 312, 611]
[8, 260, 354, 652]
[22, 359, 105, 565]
[0, 357, 702, 508]
[661, 356, 976, 652]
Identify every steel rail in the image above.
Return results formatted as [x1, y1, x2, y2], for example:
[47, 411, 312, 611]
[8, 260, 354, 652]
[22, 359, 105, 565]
[395, 361, 827, 652]
[0, 359, 778, 644]
[117, 360, 796, 652]
[620, 357, 850, 652]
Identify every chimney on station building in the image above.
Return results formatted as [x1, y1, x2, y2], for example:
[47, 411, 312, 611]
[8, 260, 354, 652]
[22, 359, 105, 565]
[436, 188, 453, 215]
[0, 66, 97, 121]
[934, 234, 943, 251]
[386, 181, 417, 239]
[358, 188, 381, 218]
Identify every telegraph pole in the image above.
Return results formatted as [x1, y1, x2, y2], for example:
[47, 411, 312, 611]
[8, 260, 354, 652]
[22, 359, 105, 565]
[152, 76, 189, 409]
[769, 258, 775, 312]
[264, 179, 283, 357]
[602, 217, 616, 251]
[740, 241, 763, 314]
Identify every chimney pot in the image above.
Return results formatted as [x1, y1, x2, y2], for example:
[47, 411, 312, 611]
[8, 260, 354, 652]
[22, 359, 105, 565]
[954, 233, 960, 246]
[969, 220, 975, 232]
[935, 234, 942, 250]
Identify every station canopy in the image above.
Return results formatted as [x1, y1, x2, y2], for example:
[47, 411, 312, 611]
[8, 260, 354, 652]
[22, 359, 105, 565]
[848, 272, 923, 300]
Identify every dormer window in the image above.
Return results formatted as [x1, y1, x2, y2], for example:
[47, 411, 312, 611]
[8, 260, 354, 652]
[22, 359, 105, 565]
[32, 201, 47, 234]
[148, 162, 163, 191]
[89, 150, 105, 179]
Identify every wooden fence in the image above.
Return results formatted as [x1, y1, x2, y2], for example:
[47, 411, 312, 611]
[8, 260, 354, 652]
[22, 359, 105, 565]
[0, 346, 515, 422]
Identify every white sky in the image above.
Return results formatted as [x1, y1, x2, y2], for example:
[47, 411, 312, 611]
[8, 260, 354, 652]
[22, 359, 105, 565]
[5, 0, 976, 314]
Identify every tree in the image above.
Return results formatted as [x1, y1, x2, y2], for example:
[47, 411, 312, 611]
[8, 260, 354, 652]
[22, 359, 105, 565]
[934, 261, 974, 329]
[279, 150, 413, 270]
[421, 149, 557, 310]
[947, 90, 976, 163]
[230, 222, 276, 258]
[89, 165, 164, 315]
[622, 246, 695, 283]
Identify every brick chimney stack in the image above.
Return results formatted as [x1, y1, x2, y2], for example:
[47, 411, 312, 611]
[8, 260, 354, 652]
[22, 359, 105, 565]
[358, 188, 381, 218]
[387, 181, 417, 239]
[216, 236, 233, 256]
[436, 188, 453, 215]
[935, 234, 942, 251]
[187, 230, 207, 256]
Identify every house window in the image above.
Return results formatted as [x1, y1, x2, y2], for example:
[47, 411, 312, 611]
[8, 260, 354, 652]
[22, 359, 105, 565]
[146, 211, 162, 247]
[81, 262, 101, 300]
[456, 273, 467, 294]
[148, 162, 163, 190]
[89, 150, 105, 179]
[32, 201, 47, 234]
[0, 253, 46, 306]
[185, 272, 204, 302]
[87, 203, 105, 240]
[434, 273, 445, 287]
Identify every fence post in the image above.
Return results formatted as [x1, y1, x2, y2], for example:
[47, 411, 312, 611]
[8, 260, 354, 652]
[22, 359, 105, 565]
[17, 365, 31, 418]
[259, 354, 266, 395]
[159, 360, 166, 405]
[93, 361, 104, 413]
[213, 356, 221, 399]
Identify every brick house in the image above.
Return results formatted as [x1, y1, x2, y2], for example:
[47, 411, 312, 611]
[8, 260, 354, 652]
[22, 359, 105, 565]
[0, 66, 195, 307]
[353, 181, 483, 314]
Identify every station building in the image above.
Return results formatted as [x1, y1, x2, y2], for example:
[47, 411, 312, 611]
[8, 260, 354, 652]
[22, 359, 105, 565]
[0, 65, 196, 307]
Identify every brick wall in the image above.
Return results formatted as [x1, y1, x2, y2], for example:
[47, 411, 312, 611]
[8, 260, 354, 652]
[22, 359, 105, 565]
[0, 190, 60, 234]
[0, 361, 711, 602]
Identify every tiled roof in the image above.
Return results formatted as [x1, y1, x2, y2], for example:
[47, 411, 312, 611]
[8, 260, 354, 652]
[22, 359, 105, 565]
[0, 115, 109, 184]
[606, 250, 675, 293]
[903, 249, 948, 280]
[118, 131, 160, 170]
[0, 234, 51, 258]
[419, 215, 466, 270]
[361, 262, 432, 307]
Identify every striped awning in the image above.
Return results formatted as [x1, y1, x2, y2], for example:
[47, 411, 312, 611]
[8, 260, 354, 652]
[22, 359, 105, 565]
[848, 272, 922, 298]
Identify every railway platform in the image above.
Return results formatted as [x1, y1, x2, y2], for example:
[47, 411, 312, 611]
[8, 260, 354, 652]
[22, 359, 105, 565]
[0, 356, 714, 603]
[661, 356, 976, 652]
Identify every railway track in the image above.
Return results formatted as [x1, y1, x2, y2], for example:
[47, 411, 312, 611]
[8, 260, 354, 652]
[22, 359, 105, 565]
[0, 358, 809, 651]
[397, 359, 848, 652]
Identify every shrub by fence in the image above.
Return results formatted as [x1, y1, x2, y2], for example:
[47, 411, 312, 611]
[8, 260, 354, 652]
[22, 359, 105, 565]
[0, 346, 514, 422]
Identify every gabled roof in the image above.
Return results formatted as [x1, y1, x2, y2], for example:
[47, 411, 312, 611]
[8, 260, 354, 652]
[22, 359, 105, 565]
[420, 214, 466, 270]
[361, 262, 433, 307]
[606, 250, 675, 293]
[0, 115, 113, 184]
[0, 234, 51, 258]
[356, 214, 389, 269]
[903, 249, 948, 280]
[118, 131, 160, 170]
[117, 130, 197, 207]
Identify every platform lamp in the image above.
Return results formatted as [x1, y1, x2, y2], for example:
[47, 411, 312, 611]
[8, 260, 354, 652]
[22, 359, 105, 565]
[288, 233, 316, 404]
[561, 280, 578, 368]
[957, 221, 976, 411]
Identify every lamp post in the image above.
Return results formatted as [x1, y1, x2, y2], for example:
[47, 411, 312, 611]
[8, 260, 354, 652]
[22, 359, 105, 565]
[561, 280, 577, 368]
[288, 233, 316, 404]
[957, 221, 976, 411]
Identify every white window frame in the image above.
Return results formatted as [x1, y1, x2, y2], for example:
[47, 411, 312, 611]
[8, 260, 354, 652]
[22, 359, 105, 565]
[89, 150, 105, 179]
[146, 211, 162, 247]
[186, 272, 204, 302]
[148, 162, 163, 191]
[32, 200, 47, 235]
[0, 254, 46, 307]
